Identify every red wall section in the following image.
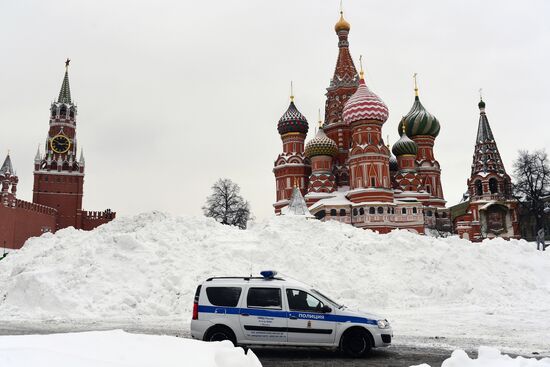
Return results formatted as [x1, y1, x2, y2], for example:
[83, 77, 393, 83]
[0, 200, 57, 249]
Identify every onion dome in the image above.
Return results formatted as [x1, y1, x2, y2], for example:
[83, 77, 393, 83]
[335, 11, 350, 32]
[398, 83, 440, 137]
[305, 127, 338, 158]
[478, 98, 486, 109]
[392, 128, 418, 156]
[277, 98, 309, 135]
[389, 153, 398, 171]
[343, 78, 389, 125]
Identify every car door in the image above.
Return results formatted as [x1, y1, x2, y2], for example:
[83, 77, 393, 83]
[285, 288, 336, 345]
[239, 286, 288, 344]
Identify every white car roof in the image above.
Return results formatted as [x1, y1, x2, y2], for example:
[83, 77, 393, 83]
[202, 276, 310, 289]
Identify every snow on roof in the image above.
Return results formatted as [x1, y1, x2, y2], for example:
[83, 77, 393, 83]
[308, 190, 351, 211]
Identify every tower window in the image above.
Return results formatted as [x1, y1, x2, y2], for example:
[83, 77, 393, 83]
[377, 207, 384, 214]
[475, 180, 483, 196]
[369, 207, 375, 215]
[339, 209, 346, 216]
[371, 177, 376, 187]
[353, 208, 358, 216]
[489, 178, 498, 194]
[359, 208, 364, 215]
[402, 208, 407, 214]
[413, 207, 418, 214]
[330, 209, 337, 216]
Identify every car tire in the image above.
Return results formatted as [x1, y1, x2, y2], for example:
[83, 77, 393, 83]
[204, 325, 237, 345]
[341, 328, 372, 358]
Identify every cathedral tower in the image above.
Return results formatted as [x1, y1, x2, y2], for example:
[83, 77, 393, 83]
[33, 60, 86, 229]
[273, 92, 311, 213]
[343, 64, 393, 203]
[304, 120, 338, 194]
[398, 78, 445, 207]
[323, 11, 360, 187]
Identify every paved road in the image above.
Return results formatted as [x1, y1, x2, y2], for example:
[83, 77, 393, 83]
[253, 345, 453, 367]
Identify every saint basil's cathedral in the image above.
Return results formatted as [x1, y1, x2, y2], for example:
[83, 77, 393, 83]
[273, 11, 520, 240]
[0, 61, 115, 249]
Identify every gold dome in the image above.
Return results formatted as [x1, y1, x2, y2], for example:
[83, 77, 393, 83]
[334, 11, 350, 32]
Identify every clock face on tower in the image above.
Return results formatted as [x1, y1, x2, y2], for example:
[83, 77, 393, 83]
[50, 134, 71, 154]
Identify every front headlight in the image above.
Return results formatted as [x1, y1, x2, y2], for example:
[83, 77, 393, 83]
[377, 319, 390, 329]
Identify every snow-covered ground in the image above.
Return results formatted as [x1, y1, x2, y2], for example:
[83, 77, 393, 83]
[0, 212, 549, 354]
[0, 329, 260, 367]
[414, 347, 550, 367]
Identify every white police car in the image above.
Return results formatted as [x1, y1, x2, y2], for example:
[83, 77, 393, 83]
[190, 271, 392, 357]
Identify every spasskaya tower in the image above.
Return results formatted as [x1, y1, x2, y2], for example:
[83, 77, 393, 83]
[33, 59, 115, 230]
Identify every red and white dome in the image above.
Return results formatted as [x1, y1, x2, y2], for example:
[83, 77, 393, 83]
[343, 79, 389, 124]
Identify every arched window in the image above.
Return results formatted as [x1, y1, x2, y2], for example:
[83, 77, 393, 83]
[391, 208, 395, 214]
[413, 207, 418, 214]
[377, 207, 384, 214]
[69, 108, 75, 118]
[51, 108, 57, 117]
[426, 185, 432, 194]
[353, 208, 358, 216]
[330, 209, 337, 217]
[371, 177, 376, 187]
[402, 208, 407, 214]
[489, 178, 498, 194]
[427, 210, 433, 217]
[339, 209, 346, 216]
[315, 210, 326, 220]
[369, 207, 375, 215]
[387, 207, 391, 214]
[441, 212, 447, 218]
[475, 180, 483, 196]
[60, 105, 67, 117]
[359, 208, 364, 215]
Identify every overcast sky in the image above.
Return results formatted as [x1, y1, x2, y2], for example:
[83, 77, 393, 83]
[1, 0, 549, 220]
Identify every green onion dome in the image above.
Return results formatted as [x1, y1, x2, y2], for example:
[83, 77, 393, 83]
[389, 153, 398, 171]
[277, 100, 309, 135]
[398, 96, 440, 138]
[305, 127, 338, 158]
[392, 130, 418, 156]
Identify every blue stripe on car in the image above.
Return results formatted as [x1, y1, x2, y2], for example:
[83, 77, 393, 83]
[198, 305, 377, 325]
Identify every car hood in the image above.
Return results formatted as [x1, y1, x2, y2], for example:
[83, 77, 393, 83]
[338, 307, 385, 321]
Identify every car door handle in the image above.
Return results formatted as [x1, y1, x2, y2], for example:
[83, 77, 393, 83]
[289, 315, 297, 320]
[240, 313, 249, 317]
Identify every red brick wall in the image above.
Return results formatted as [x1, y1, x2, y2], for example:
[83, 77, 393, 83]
[0, 200, 57, 249]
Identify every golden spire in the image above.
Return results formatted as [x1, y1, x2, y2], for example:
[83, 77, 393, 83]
[318, 108, 323, 129]
[359, 55, 364, 80]
[387, 135, 390, 149]
[335, 1, 351, 32]
[290, 81, 294, 102]
[413, 73, 419, 97]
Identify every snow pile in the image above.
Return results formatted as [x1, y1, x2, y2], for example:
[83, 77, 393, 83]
[0, 212, 549, 351]
[413, 347, 550, 367]
[0, 330, 261, 367]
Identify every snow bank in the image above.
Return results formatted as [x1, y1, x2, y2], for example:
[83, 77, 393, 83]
[0, 213, 549, 351]
[413, 347, 550, 367]
[0, 330, 260, 367]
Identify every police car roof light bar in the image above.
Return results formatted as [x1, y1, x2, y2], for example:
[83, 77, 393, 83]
[260, 270, 278, 279]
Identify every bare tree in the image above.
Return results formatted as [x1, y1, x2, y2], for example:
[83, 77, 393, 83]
[513, 150, 550, 234]
[202, 178, 252, 229]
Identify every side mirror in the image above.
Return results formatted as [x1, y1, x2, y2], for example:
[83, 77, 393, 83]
[321, 305, 332, 313]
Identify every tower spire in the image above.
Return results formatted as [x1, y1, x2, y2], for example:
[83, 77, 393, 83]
[58, 58, 72, 104]
[290, 81, 294, 102]
[359, 55, 364, 80]
[413, 73, 419, 97]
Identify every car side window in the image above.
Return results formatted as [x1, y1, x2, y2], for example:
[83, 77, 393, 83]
[247, 287, 282, 309]
[205, 287, 242, 307]
[286, 289, 325, 313]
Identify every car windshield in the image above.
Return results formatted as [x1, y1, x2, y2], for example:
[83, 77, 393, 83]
[311, 289, 344, 309]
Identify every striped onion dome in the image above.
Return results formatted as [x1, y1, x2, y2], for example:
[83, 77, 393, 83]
[389, 153, 398, 171]
[398, 96, 440, 137]
[305, 127, 338, 158]
[392, 131, 418, 156]
[343, 78, 389, 125]
[277, 100, 309, 135]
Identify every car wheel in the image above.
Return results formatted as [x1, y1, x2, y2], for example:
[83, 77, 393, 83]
[205, 326, 237, 345]
[341, 328, 372, 358]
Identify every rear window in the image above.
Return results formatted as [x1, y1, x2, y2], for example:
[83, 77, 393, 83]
[247, 287, 282, 309]
[205, 287, 242, 307]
